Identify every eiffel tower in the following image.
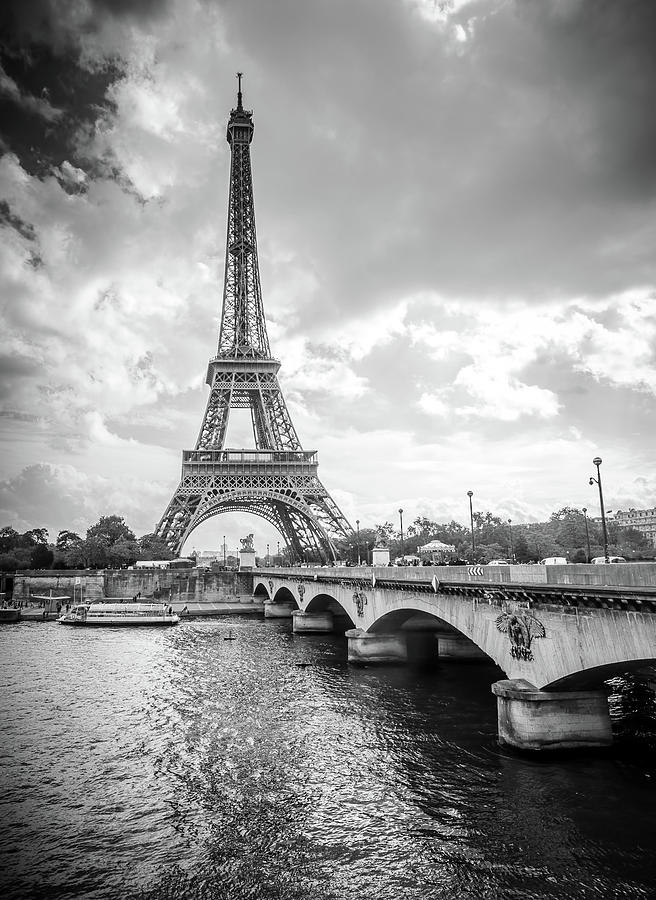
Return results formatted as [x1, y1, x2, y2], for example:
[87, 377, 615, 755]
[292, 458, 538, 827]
[156, 75, 353, 562]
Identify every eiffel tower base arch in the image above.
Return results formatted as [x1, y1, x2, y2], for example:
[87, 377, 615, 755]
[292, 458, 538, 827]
[157, 482, 341, 563]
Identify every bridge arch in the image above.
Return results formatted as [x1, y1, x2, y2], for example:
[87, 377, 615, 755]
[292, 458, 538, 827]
[305, 591, 356, 629]
[369, 609, 454, 634]
[271, 585, 298, 606]
[368, 607, 498, 666]
[543, 658, 656, 692]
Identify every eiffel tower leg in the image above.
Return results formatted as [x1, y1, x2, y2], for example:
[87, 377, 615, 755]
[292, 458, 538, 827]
[156, 486, 201, 555]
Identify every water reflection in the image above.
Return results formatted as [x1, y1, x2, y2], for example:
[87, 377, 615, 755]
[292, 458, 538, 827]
[1, 619, 656, 900]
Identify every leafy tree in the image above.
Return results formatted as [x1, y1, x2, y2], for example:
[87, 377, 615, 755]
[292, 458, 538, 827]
[22, 527, 49, 546]
[63, 540, 88, 570]
[52, 531, 84, 569]
[138, 533, 174, 561]
[84, 516, 137, 568]
[477, 542, 509, 563]
[87, 516, 136, 545]
[0, 527, 20, 553]
[30, 544, 54, 569]
[110, 537, 140, 568]
[56, 530, 82, 552]
[0, 553, 20, 571]
[472, 512, 507, 548]
[513, 535, 531, 563]
[549, 508, 588, 551]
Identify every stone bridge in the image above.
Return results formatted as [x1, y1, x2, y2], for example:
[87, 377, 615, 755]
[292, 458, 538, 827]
[253, 565, 656, 753]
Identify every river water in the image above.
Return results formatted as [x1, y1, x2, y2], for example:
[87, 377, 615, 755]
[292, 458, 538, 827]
[1, 617, 656, 900]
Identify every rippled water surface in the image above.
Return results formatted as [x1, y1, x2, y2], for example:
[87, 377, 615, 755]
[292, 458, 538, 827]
[2, 617, 656, 899]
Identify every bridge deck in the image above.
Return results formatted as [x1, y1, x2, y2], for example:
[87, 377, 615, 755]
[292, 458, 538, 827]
[260, 567, 656, 612]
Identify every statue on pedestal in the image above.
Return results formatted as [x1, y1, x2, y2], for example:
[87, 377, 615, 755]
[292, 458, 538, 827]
[240, 534, 255, 552]
[374, 528, 389, 548]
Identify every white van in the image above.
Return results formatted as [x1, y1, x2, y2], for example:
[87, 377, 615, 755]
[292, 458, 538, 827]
[591, 556, 626, 564]
[539, 557, 567, 565]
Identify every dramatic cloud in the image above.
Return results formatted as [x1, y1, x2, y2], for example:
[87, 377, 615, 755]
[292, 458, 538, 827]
[1, 0, 655, 548]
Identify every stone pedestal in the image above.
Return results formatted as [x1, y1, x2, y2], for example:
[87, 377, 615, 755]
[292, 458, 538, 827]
[437, 634, 489, 660]
[491, 678, 613, 752]
[372, 547, 390, 566]
[346, 628, 407, 665]
[239, 550, 256, 571]
[263, 600, 296, 618]
[292, 610, 334, 633]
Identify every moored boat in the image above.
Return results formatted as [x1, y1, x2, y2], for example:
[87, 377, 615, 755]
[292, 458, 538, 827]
[58, 602, 179, 626]
[0, 608, 21, 623]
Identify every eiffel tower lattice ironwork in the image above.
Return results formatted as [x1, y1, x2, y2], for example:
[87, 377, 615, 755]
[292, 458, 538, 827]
[156, 76, 353, 561]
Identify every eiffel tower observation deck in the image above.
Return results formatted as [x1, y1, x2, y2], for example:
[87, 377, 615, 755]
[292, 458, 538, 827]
[156, 75, 353, 562]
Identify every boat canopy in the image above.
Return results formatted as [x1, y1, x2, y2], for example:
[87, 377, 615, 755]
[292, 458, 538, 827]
[85, 602, 170, 613]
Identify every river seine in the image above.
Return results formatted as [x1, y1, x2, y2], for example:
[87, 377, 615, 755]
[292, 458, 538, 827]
[1, 617, 656, 900]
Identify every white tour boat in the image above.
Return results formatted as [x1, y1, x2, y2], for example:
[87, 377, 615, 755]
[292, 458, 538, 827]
[58, 602, 179, 626]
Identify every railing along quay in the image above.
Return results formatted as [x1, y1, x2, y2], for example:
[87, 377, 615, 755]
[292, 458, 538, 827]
[263, 570, 656, 613]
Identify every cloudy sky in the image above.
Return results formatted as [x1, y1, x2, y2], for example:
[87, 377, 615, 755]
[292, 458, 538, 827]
[1, 0, 655, 554]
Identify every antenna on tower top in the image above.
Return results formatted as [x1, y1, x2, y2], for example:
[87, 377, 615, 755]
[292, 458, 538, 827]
[236, 72, 243, 109]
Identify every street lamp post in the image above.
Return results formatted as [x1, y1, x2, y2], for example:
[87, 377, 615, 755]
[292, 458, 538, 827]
[223, 535, 226, 567]
[467, 491, 475, 558]
[356, 519, 360, 566]
[266, 543, 269, 566]
[589, 457, 609, 563]
[582, 507, 591, 563]
[277, 541, 280, 567]
[508, 518, 514, 562]
[398, 508, 404, 565]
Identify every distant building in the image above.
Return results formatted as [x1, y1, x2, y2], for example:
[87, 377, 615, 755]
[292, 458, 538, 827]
[613, 508, 656, 548]
[193, 549, 222, 568]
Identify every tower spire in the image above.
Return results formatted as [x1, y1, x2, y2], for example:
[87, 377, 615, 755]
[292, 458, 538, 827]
[236, 71, 243, 110]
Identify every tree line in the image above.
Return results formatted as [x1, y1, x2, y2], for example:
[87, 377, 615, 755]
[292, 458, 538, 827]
[333, 507, 655, 565]
[0, 506, 654, 572]
[0, 516, 173, 572]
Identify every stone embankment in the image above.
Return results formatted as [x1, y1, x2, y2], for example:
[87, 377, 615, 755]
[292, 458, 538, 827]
[11, 568, 263, 617]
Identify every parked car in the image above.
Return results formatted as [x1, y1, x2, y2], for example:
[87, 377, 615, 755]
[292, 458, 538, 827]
[591, 556, 626, 564]
[539, 557, 568, 565]
[487, 559, 511, 566]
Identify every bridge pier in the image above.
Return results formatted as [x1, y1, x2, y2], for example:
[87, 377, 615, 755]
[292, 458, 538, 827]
[292, 611, 334, 633]
[346, 629, 408, 665]
[264, 600, 296, 619]
[492, 679, 613, 752]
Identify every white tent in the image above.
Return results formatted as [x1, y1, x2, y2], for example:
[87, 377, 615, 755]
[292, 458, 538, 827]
[417, 540, 456, 562]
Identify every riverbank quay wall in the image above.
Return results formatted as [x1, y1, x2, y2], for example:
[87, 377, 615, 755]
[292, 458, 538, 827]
[255, 564, 656, 752]
[11, 568, 261, 615]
